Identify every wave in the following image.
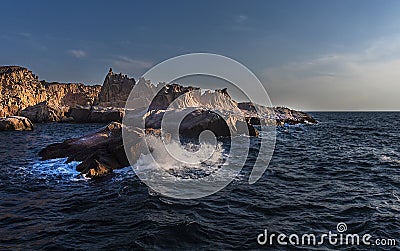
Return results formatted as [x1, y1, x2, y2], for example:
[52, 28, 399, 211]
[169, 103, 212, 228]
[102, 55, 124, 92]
[30, 158, 87, 182]
[133, 136, 228, 180]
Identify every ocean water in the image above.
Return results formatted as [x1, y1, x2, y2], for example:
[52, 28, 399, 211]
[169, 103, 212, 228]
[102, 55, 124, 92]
[1, 112, 400, 250]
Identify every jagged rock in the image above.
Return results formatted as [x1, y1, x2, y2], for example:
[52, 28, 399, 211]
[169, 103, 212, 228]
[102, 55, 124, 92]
[97, 68, 136, 107]
[273, 106, 317, 125]
[39, 108, 259, 176]
[44, 82, 101, 107]
[0, 66, 101, 118]
[39, 76, 318, 178]
[0, 116, 33, 131]
[238, 102, 317, 125]
[20, 101, 66, 123]
[0, 66, 47, 117]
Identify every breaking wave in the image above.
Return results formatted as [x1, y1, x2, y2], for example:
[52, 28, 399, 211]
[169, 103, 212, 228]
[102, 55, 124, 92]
[133, 136, 228, 179]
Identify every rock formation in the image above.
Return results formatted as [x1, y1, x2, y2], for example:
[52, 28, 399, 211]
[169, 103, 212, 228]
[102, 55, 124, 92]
[96, 68, 136, 107]
[0, 116, 33, 131]
[36, 67, 318, 177]
[20, 101, 66, 123]
[0, 66, 101, 120]
[69, 106, 124, 123]
[1, 66, 317, 126]
[237, 102, 317, 125]
[39, 122, 148, 177]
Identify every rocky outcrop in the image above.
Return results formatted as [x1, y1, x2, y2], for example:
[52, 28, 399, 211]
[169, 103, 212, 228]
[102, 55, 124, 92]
[39, 74, 318, 177]
[69, 106, 124, 123]
[0, 66, 46, 117]
[39, 122, 147, 178]
[0, 116, 33, 131]
[43, 82, 101, 107]
[20, 101, 66, 123]
[238, 102, 317, 126]
[97, 68, 136, 107]
[39, 108, 256, 177]
[143, 108, 258, 137]
[0, 66, 101, 118]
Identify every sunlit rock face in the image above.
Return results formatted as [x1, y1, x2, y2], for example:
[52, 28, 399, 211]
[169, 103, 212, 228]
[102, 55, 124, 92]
[0, 66, 46, 117]
[0, 66, 101, 118]
[97, 68, 136, 108]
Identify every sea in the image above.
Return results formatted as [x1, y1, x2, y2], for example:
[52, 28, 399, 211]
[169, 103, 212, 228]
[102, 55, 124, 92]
[1, 112, 399, 250]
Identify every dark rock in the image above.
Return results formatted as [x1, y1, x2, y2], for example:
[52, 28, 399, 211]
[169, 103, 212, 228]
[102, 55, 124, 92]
[238, 102, 317, 125]
[20, 101, 66, 123]
[0, 116, 33, 131]
[39, 122, 128, 177]
[39, 122, 159, 177]
[69, 106, 124, 123]
[69, 107, 91, 123]
[97, 69, 136, 107]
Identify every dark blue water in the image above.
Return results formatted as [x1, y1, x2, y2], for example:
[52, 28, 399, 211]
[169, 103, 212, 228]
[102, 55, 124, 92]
[1, 113, 400, 250]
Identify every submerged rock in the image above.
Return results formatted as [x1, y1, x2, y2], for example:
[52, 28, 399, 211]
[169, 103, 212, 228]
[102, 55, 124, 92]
[0, 116, 33, 131]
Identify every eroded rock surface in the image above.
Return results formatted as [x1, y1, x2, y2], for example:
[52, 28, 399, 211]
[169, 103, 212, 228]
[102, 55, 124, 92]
[96, 68, 136, 108]
[0, 116, 33, 131]
[0, 66, 101, 119]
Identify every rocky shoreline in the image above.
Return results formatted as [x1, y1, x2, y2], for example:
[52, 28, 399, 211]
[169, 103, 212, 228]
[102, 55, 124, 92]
[1, 65, 317, 177]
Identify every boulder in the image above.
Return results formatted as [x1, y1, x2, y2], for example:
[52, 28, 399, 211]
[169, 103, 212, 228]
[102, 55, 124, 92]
[69, 107, 92, 123]
[20, 101, 66, 123]
[0, 116, 33, 131]
[39, 122, 127, 177]
[89, 107, 124, 123]
[39, 122, 153, 177]
[69, 106, 124, 123]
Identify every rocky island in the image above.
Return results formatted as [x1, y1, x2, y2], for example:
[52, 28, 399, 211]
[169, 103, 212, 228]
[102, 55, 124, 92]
[0, 65, 317, 177]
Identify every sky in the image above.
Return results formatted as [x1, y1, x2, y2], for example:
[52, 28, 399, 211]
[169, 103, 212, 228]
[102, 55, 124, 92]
[1, 0, 400, 111]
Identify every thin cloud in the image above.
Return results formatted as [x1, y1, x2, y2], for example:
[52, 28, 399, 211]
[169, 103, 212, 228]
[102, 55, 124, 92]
[231, 14, 254, 32]
[113, 56, 153, 73]
[234, 14, 248, 24]
[262, 35, 400, 111]
[69, 49, 86, 58]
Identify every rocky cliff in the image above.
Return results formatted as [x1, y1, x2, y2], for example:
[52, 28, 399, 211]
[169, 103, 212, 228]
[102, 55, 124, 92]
[97, 68, 136, 107]
[0, 65, 316, 127]
[0, 66, 46, 117]
[0, 66, 101, 120]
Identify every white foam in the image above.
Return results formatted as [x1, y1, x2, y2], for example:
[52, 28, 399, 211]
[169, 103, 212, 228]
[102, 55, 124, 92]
[133, 136, 227, 179]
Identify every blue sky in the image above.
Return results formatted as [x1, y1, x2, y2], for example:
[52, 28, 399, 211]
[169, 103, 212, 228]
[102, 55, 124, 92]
[1, 0, 400, 110]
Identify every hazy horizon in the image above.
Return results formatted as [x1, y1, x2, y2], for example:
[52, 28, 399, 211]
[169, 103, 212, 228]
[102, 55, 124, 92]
[1, 0, 400, 111]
